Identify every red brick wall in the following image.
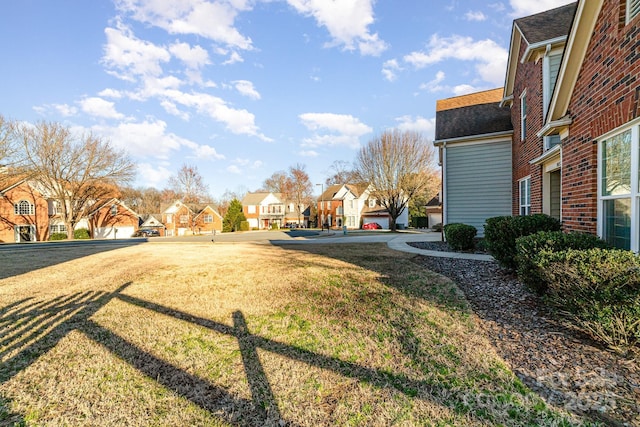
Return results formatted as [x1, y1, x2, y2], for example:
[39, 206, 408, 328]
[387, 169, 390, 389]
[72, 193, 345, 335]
[512, 41, 545, 215]
[562, 3, 640, 233]
[0, 184, 50, 242]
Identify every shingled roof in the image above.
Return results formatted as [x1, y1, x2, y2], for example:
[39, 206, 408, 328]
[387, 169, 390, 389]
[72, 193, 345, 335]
[435, 90, 513, 141]
[515, 2, 577, 45]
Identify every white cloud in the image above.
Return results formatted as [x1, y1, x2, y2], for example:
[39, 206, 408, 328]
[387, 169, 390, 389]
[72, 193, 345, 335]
[227, 165, 242, 174]
[79, 97, 125, 120]
[394, 115, 436, 139]
[465, 11, 487, 21]
[233, 80, 261, 100]
[169, 41, 210, 68]
[162, 89, 271, 140]
[33, 103, 78, 117]
[102, 23, 171, 81]
[286, 0, 387, 56]
[98, 88, 124, 99]
[191, 144, 225, 159]
[137, 162, 172, 188]
[509, 0, 575, 17]
[404, 34, 507, 86]
[453, 84, 480, 96]
[91, 119, 190, 159]
[299, 150, 319, 157]
[419, 71, 446, 93]
[114, 0, 253, 50]
[382, 59, 401, 82]
[299, 112, 372, 148]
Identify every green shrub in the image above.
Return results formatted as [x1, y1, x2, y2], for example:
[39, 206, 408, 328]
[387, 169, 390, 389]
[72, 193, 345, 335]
[74, 228, 91, 239]
[484, 214, 561, 270]
[516, 231, 609, 294]
[539, 248, 640, 353]
[239, 221, 250, 232]
[49, 232, 67, 241]
[443, 223, 477, 251]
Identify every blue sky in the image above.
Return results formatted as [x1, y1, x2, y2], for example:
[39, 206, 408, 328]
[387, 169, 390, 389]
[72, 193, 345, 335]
[0, 0, 574, 198]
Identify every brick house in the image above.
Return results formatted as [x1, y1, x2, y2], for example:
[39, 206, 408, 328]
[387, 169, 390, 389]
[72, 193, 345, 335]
[162, 200, 223, 236]
[0, 176, 50, 242]
[436, 1, 640, 251]
[543, 0, 640, 250]
[87, 198, 140, 239]
[242, 192, 285, 229]
[504, 3, 576, 221]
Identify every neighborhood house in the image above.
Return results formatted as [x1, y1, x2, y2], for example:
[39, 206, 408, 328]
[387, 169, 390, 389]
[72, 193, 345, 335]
[436, 0, 640, 251]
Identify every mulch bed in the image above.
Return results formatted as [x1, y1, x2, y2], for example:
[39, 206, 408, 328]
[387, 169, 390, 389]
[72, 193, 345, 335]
[410, 247, 640, 426]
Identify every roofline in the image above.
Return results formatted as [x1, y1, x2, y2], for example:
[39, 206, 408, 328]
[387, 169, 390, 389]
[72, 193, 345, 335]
[520, 35, 567, 63]
[537, 115, 573, 137]
[546, 0, 603, 122]
[434, 130, 513, 146]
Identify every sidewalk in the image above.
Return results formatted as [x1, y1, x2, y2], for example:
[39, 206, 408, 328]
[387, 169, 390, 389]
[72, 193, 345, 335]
[387, 231, 495, 262]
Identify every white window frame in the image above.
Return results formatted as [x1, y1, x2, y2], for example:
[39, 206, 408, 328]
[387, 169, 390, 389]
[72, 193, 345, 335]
[180, 214, 188, 224]
[14, 200, 34, 215]
[248, 205, 256, 214]
[369, 199, 376, 208]
[203, 214, 213, 223]
[519, 177, 531, 216]
[166, 214, 173, 224]
[520, 89, 527, 141]
[598, 122, 640, 251]
[628, 0, 640, 23]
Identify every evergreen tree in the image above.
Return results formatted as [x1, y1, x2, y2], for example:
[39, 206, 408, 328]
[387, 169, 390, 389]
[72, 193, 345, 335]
[223, 198, 246, 232]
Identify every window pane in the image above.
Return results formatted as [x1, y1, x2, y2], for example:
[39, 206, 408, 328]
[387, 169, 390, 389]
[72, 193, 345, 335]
[602, 130, 631, 196]
[603, 198, 631, 250]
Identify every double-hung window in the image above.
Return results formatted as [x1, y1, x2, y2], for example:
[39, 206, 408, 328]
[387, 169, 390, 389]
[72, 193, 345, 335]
[519, 177, 531, 216]
[599, 127, 635, 250]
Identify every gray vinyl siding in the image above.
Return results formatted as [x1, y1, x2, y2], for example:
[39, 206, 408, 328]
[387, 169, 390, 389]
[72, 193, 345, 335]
[445, 140, 512, 236]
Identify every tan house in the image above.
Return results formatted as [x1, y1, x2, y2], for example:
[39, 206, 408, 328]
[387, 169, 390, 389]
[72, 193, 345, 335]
[162, 200, 222, 236]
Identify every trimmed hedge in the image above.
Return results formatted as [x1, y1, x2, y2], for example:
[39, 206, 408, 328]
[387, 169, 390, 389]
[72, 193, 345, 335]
[443, 223, 477, 251]
[515, 231, 609, 294]
[49, 233, 67, 241]
[239, 221, 250, 232]
[74, 228, 90, 239]
[538, 248, 640, 353]
[484, 214, 561, 270]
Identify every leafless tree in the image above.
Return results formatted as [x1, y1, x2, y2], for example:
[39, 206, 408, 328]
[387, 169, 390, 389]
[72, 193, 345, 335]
[324, 160, 358, 185]
[261, 170, 289, 194]
[354, 129, 438, 231]
[120, 186, 164, 215]
[215, 187, 248, 217]
[167, 164, 210, 203]
[0, 115, 18, 168]
[14, 121, 136, 239]
[287, 163, 313, 224]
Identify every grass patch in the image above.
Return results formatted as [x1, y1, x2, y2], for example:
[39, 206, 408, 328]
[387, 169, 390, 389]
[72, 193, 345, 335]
[0, 242, 593, 426]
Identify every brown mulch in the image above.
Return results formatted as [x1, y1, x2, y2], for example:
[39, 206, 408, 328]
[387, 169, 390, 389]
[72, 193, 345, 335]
[411, 248, 640, 427]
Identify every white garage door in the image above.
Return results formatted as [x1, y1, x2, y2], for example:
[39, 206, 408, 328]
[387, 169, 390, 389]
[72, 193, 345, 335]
[94, 226, 135, 239]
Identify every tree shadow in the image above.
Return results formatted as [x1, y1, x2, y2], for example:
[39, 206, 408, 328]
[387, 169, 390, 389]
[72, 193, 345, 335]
[0, 240, 148, 279]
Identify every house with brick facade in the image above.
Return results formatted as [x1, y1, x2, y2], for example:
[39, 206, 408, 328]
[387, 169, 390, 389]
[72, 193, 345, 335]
[242, 192, 285, 229]
[162, 200, 223, 236]
[0, 176, 50, 242]
[436, 1, 640, 251]
[87, 198, 140, 239]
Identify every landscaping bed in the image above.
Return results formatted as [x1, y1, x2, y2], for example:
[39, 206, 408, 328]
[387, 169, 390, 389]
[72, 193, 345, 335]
[414, 255, 640, 426]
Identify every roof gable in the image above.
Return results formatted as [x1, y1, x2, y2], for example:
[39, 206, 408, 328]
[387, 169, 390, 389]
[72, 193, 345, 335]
[435, 101, 513, 141]
[515, 3, 577, 45]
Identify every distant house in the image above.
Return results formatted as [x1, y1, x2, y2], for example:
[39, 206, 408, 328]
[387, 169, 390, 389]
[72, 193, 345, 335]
[162, 201, 223, 236]
[139, 214, 164, 236]
[87, 198, 140, 239]
[424, 194, 442, 229]
[0, 176, 50, 242]
[242, 192, 285, 229]
[434, 88, 513, 236]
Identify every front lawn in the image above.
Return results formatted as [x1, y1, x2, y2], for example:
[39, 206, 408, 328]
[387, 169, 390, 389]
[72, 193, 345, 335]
[0, 242, 590, 426]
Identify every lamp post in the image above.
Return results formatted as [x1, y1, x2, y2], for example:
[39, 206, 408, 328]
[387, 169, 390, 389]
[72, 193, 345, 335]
[316, 183, 324, 230]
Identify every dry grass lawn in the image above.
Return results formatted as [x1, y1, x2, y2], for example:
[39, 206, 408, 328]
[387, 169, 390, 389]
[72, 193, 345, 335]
[0, 242, 592, 426]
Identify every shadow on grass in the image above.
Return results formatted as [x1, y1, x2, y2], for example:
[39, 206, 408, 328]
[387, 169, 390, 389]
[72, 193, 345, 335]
[0, 244, 577, 426]
[0, 239, 148, 280]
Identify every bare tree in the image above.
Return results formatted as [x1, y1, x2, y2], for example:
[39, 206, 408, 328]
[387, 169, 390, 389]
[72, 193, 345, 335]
[215, 187, 248, 217]
[324, 160, 358, 185]
[287, 163, 313, 224]
[354, 129, 438, 231]
[261, 170, 289, 194]
[120, 186, 164, 215]
[167, 164, 209, 203]
[14, 121, 136, 239]
[0, 115, 18, 168]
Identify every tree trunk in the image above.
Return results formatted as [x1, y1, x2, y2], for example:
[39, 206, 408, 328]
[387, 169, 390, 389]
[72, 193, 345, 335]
[65, 221, 74, 240]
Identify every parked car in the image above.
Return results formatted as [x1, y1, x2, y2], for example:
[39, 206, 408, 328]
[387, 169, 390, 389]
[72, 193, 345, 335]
[133, 229, 160, 237]
[362, 222, 382, 230]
